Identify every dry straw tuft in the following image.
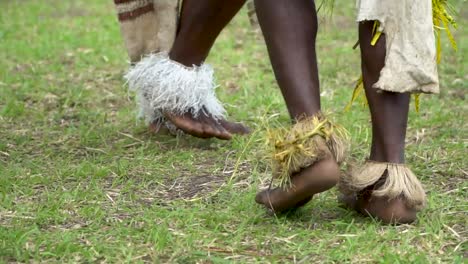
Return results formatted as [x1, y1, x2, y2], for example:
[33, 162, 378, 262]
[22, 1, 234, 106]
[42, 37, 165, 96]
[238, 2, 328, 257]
[340, 161, 427, 210]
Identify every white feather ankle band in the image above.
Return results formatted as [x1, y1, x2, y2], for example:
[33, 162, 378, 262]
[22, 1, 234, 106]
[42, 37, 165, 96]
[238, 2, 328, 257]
[125, 52, 226, 126]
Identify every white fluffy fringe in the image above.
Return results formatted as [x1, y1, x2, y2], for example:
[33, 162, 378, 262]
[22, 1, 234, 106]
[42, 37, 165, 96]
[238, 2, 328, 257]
[125, 52, 226, 125]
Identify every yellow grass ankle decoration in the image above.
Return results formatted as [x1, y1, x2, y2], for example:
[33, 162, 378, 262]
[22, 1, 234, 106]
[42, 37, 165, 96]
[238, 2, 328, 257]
[266, 113, 348, 188]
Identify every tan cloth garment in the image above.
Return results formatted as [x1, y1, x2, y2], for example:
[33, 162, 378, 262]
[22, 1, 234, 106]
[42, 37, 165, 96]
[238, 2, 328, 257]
[114, 0, 181, 63]
[356, 0, 439, 94]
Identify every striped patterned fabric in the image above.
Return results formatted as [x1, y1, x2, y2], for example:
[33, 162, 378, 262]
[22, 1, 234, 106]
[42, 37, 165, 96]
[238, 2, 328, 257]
[114, 0, 180, 62]
[115, 0, 155, 21]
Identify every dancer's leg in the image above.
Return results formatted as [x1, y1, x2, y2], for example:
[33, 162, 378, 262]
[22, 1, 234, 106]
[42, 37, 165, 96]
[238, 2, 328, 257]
[254, 0, 321, 119]
[254, 0, 340, 213]
[163, 0, 249, 139]
[360, 22, 409, 164]
[342, 22, 417, 224]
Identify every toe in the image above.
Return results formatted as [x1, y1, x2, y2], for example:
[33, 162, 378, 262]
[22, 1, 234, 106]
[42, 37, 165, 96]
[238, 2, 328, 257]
[200, 122, 219, 139]
[213, 122, 232, 140]
[178, 117, 209, 138]
[219, 119, 250, 135]
[199, 113, 232, 140]
[185, 123, 209, 138]
[255, 190, 268, 205]
[164, 112, 213, 138]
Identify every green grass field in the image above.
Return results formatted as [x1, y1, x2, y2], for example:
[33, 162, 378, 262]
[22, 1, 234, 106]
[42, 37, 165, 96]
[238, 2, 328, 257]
[1, 1, 467, 263]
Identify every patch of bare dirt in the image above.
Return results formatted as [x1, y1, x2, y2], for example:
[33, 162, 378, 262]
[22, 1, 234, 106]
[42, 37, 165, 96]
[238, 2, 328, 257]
[142, 160, 252, 202]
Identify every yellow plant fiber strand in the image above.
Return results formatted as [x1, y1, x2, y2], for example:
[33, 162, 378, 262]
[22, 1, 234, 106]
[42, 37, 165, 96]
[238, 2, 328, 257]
[266, 114, 348, 188]
[345, 76, 367, 111]
[433, 0, 458, 62]
[370, 21, 382, 46]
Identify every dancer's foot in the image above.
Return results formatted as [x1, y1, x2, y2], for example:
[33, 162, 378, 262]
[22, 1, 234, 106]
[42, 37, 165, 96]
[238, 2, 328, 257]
[162, 111, 250, 140]
[256, 154, 340, 213]
[352, 21, 417, 224]
[339, 187, 417, 224]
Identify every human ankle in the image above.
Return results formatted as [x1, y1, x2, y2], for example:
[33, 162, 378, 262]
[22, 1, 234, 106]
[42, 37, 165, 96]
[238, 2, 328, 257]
[168, 50, 205, 67]
[370, 144, 405, 163]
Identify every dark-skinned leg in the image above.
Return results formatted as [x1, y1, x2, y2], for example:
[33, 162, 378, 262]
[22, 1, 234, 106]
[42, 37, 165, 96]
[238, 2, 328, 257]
[360, 24, 408, 165]
[254, 0, 340, 213]
[341, 21, 416, 224]
[254, 0, 321, 118]
[161, 0, 249, 140]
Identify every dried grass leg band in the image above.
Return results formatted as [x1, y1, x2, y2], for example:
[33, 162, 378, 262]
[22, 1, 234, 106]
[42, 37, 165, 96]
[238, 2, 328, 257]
[340, 161, 426, 210]
[125, 53, 226, 126]
[267, 114, 348, 188]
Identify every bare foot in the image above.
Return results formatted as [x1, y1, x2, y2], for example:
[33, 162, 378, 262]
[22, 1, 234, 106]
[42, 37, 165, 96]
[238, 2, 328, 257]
[256, 154, 340, 213]
[162, 110, 250, 140]
[165, 111, 231, 140]
[166, 112, 249, 139]
[339, 189, 417, 224]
